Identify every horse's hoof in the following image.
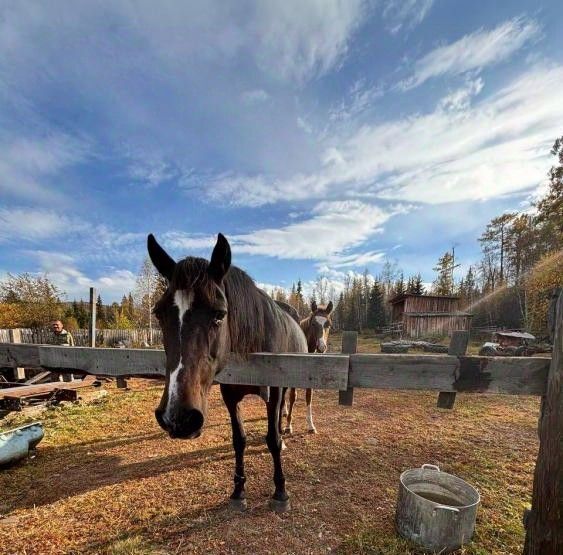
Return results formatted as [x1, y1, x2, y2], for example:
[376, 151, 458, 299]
[229, 497, 248, 512]
[308, 427, 317, 434]
[283, 426, 293, 435]
[269, 497, 291, 513]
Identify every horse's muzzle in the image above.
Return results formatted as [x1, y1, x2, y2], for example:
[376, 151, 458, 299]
[155, 407, 204, 439]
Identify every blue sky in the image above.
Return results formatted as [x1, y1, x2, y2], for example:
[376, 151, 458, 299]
[1, 1, 562, 302]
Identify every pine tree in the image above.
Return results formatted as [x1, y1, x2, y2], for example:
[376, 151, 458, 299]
[394, 273, 405, 296]
[366, 281, 386, 329]
[432, 252, 455, 295]
[96, 294, 106, 327]
[413, 274, 425, 295]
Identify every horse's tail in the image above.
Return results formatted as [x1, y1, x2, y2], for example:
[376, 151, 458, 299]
[274, 300, 300, 324]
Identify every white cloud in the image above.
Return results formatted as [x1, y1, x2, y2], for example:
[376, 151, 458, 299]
[242, 89, 270, 104]
[0, 134, 89, 202]
[329, 79, 384, 122]
[30, 250, 137, 301]
[206, 64, 563, 207]
[253, 0, 368, 82]
[0, 208, 89, 242]
[323, 250, 386, 268]
[400, 16, 540, 90]
[382, 0, 434, 35]
[438, 77, 483, 112]
[159, 200, 399, 262]
[128, 159, 179, 187]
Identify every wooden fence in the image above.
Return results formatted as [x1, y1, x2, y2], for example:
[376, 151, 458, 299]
[0, 328, 162, 347]
[0, 288, 560, 554]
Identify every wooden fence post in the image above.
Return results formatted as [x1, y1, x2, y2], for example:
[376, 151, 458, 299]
[339, 331, 358, 406]
[523, 288, 562, 554]
[88, 287, 97, 348]
[8, 329, 26, 380]
[437, 330, 470, 409]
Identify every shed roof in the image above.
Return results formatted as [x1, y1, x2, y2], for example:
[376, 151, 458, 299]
[388, 293, 460, 305]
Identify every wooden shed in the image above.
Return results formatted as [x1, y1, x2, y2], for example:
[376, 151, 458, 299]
[389, 293, 472, 338]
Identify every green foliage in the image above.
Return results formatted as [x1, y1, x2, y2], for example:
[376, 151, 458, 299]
[432, 251, 455, 295]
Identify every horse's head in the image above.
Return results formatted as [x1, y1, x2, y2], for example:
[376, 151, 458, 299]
[307, 300, 333, 353]
[148, 233, 231, 439]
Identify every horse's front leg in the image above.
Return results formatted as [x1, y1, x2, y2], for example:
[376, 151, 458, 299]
[266, 386, 290, 512]
[284, 387, 297, 434]
[305, 388, 317, 433]
[221, 385, 247, 511]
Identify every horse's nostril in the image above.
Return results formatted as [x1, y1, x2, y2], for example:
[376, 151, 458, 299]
[182, 409, 204, 433]
[155, 408, 168, 430]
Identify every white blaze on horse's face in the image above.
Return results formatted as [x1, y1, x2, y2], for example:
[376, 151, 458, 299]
[164, 289, 194, 422]
[315, 316, 328, 353]
[174, 289, 194, 326]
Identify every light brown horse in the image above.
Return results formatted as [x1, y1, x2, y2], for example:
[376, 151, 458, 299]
[284, 300, 333, 434]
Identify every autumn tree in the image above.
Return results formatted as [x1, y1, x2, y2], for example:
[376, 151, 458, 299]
[0, 273, 63, 327]
[535, 136, 563, 252]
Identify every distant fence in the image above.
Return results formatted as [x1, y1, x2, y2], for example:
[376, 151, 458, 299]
[0, 328, 162, 347]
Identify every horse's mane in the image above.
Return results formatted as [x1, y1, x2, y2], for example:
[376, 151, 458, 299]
[171, 257, 283, 355]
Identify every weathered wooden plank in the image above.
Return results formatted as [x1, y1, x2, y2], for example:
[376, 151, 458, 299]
[38, 346, 167, 378]
[349, 354, 550, 396]
[438, 330, 470, 408]
[7, 330, 26, 380]
[436, 391, 457, 409]
[524, 288, 562, 554]
[448, 330, 470, 356]
[0, 343, 41, 369]
[217, 353, 349, 390]
[89, 287, 97, 348]
[0, 343, 550, 395]
[339, 331, 358, 406]
[0, 375, 96, 400]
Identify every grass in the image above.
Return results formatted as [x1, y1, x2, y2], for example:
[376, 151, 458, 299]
[0, 335, 541, 555]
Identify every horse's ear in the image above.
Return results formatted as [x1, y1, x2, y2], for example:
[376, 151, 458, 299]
[311, 300, 317, 313]
[208, 233, 231, 283]
[147, 234, 176, 280]
[326, 301, 334, 315]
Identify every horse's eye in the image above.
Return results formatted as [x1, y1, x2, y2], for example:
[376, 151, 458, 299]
[212, 310, 227, 327]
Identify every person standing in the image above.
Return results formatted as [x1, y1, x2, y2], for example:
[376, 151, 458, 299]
[50, 320, 75, 346]
[49, 320, 75, 381]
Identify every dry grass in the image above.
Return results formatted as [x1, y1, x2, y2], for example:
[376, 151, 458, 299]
[0, 343, 540, 554]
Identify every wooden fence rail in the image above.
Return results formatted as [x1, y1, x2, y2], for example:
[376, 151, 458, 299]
[0, 343, 550, 395]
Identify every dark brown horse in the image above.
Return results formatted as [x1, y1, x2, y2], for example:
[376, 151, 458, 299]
[147, 233, 307, 512]
[284, 300, 333, 434]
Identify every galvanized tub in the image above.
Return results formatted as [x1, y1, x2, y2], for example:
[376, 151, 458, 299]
[396, 464, 480, 553]
[0, 422, 44, 466]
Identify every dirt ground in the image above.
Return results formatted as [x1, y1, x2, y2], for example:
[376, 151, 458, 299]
[0, 372, 540, 555]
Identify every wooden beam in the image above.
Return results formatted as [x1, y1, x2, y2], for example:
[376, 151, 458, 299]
[524, 288, 562, 554]
[437, 330, 470, 408]
[339, 331, 358, 406]
[0, 343, 550, 395]
[8, 329, 26, 380]
[216, 353, 349, 390]
[348, 354, 549, 396]
[88, 287, 96, 348]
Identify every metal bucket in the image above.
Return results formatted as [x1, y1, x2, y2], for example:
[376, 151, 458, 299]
[396, 464, 480, 553]
[0, 422, 44, 466]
